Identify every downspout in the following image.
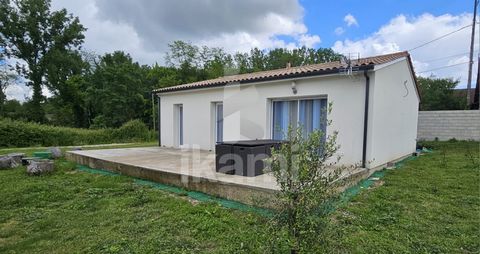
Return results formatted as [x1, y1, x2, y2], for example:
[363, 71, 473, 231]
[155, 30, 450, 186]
[362, 70, 370, 168]
[157, 94, 161, 146]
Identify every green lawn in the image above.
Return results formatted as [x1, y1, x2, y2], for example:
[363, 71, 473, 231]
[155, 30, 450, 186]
[0, 142, 478, 253]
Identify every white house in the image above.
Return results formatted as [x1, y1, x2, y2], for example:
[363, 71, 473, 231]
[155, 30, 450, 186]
[154, 51, 419, 169]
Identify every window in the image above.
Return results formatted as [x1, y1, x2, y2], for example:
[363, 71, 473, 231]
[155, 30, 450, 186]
[272, 98, 327, 140]
[215, 103, 223, 143]
[175, 104, 183, 146]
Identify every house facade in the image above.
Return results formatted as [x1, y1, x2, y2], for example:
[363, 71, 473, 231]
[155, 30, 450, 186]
[154, 51, 419, 169]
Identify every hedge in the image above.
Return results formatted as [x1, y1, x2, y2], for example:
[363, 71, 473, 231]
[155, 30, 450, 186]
[0, 118, 156, 148]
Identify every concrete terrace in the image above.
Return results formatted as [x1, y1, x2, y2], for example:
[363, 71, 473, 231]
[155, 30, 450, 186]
[66, 147, 279, 207]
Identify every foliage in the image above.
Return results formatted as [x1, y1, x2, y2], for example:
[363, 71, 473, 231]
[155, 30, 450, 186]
[265, 125, 342, 253]
[0, 0, 86, 122]
[0, 100, 27, 120]
[417, 76, 467, 110]
[0, 118, 155, 147]
[44, 50, 90, 128]
[113, 119, 153, 142]
[86, 51, 150, 128]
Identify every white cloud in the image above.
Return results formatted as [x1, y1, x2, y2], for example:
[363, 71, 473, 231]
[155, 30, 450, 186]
[4, 0, 321, 101]
[332, 13, 476, 87]
[4, 83, 29, 101]
[344, 14, 359, 27]
[297, 34, 321, 48]
[50, 0, 320, 63]
[334, 27, 345, 36]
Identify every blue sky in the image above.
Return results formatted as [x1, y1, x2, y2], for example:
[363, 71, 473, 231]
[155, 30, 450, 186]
[302, 0, 472, 47]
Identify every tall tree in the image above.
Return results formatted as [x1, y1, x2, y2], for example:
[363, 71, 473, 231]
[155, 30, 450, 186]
[87, 51, 148, 128]
[0, 0, 85, 122]
[44, 50, 89, 127]
[417, 77, 467, 110]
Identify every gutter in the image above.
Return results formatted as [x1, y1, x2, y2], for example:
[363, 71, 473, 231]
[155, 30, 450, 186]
[362, 70, 370, 168]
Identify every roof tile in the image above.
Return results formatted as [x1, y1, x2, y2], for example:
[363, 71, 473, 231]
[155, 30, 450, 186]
[154, 51, 410, 93]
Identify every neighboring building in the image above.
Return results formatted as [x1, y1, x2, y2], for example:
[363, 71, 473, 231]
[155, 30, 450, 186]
[153, 51, 420, 169]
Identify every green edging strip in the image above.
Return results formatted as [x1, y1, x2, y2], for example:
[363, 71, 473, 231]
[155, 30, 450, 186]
[75, 164, 272, 216]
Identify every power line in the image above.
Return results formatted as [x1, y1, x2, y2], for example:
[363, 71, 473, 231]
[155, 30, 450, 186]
[417, 61, 470, 73]
[408, 24, 472, 52]
[422, 50, 477, 63]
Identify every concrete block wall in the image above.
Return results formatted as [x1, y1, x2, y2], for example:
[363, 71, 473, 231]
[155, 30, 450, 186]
[417, 110, 480, 141]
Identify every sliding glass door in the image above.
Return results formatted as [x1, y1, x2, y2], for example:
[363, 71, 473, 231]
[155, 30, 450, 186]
[272, 98, 327, 140]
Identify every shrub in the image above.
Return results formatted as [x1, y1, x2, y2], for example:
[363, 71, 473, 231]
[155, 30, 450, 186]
[0, 118, 156, 148]
[112, 119, 155, 142]
[265, 125, 344, 253]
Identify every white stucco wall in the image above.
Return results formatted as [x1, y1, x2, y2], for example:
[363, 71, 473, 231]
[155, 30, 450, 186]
[160, 74, 367, 165]
[159, 60, 418, 168]
[367, 59, 419, 168]
[160, 88, 225, 150]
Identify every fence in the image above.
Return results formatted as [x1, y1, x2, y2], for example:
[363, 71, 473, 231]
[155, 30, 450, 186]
[417, 110, 480, 141]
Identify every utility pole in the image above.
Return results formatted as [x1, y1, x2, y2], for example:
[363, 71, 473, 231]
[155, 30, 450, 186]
[467, 0, 478, 106]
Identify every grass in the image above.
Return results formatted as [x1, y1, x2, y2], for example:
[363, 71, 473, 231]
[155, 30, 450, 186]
[324, 141, 480, 253]
[0, 141, 478, 253]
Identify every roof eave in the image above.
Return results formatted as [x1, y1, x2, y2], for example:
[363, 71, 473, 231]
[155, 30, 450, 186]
[154, 64, 375, 94]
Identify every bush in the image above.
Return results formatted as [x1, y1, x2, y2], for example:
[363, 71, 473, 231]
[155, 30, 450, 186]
[265, 125, 344, 253]
[0, 118, 156, 148]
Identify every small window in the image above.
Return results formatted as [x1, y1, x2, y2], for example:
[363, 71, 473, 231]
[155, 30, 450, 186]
[175, 104, 183, 146]
[215, 103, 223, 143]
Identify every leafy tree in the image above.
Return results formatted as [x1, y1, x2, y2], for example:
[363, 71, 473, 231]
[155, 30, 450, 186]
[417, 77, 467, 110]
[233, 52, 251, 74]
[1, 99, 27, 120]
[265, 47, 342, 70]
[44, 50, 90, 127]
[87, 51, 148, 128]
[165, 41, 234, 82]
[147, 63, 181, 89]
[0, 0, 85, 122]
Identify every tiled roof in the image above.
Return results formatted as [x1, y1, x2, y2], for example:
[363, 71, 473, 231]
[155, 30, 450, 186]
[154, 51, 412, 93]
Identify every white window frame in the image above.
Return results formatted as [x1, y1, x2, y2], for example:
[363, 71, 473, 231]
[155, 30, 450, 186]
[214, 102, 223, 143]
[269, 96, 327, 139]
[174, 104, 183, 146]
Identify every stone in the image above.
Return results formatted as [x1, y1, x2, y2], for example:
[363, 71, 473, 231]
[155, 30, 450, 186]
[0, 156, 13, 169]
[27, 160, 54, 175]
[48, 147, 63, 159]
[8, 153, 25, 167]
